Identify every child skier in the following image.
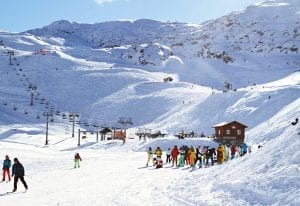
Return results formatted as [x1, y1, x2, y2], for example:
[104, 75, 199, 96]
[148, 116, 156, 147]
[74, 153, 82, 168]
[2, 155, 11, 182]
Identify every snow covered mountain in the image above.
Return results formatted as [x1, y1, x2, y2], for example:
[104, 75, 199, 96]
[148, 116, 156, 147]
[27, 0, 300, 66]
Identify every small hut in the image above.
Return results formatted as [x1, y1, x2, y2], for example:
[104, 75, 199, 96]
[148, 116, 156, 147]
[212, 121, 248, 145]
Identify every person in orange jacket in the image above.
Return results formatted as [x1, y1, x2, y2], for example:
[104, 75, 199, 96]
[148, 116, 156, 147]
[189, 146, 196, 167]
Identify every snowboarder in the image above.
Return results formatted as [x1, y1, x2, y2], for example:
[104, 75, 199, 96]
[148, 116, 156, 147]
[74, 153, 82, 168]
[12, 158, 28, 192]
[171, 145, 179, 167]
[146, 147, 153, 167]
[2, 155, 11, 182]
[165, 148, 171, 164]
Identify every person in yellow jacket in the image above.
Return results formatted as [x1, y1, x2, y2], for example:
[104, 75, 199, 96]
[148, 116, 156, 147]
[189, 146, 196, 167]
[155, 147, 162, 158]
[217, 144, 224, 164]
[146, 147, 153, 167]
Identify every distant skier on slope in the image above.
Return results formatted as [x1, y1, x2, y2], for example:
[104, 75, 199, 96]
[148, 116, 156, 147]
[2, 155, 11, 182]
[11, 158, 28, 192]
[74, 153, 82, 168]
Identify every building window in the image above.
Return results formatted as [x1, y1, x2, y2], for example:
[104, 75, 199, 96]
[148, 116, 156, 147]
[218, 129, 221, 135]
[237, 130, 241, 135]
[226, 130, 230, 135]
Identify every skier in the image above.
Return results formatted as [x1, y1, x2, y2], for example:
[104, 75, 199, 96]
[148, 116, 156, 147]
[2, 155, 11, 182]
[146, 147, 153, 167]
[230, 144, 238, 159]
[12, 158, 28, 192]
[185, 146, 190, 166]
[178, 147, 185, 167]
[196, 146, 203, 168]
[171, 145, 179, 167]
[201, 146, 208, 167]
[165, 148, 171, 164]
[155, 147, 162, 158]
[217, 144, 224, 164]
[153, 157, 163, 168]
[74, 153, 82, 168]
[189, 146, 196, 167]
[241, 143, 248, 156]
[206, 147, 215, 167]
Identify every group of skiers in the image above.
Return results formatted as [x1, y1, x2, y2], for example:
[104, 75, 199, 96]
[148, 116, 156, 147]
[1, 152, 82, 193]
[2, 155, 28, 192]
[146, 143, 249, 169]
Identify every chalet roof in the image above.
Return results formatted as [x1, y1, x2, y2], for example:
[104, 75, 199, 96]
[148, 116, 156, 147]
[100, 127, 112, 134]
[212, 121, 248, 128]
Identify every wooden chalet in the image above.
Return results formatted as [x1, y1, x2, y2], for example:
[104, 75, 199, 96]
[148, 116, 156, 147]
[212, 121, 248, 145]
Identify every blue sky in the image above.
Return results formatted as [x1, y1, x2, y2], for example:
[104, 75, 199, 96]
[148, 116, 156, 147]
[0, 0, 263, 32]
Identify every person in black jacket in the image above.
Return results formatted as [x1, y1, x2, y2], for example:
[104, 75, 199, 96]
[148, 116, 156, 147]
[12, 158, 28, 192]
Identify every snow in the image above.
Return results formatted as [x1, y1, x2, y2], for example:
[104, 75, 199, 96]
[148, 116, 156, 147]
[0, 0, 299, 205]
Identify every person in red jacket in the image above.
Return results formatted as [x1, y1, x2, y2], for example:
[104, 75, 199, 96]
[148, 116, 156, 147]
[171, 145, 179, 167]
[231, 145, 238, 159]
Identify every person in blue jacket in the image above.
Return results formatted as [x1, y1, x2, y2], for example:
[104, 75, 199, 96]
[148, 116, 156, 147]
[241, 143, 248, 156]
[2, 155, 11, 182]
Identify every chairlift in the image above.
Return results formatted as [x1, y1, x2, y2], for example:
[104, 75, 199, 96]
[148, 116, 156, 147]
[62, 114, 67, 119]
[50, 118, 54, 123]
[55, 111, 60, 115]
